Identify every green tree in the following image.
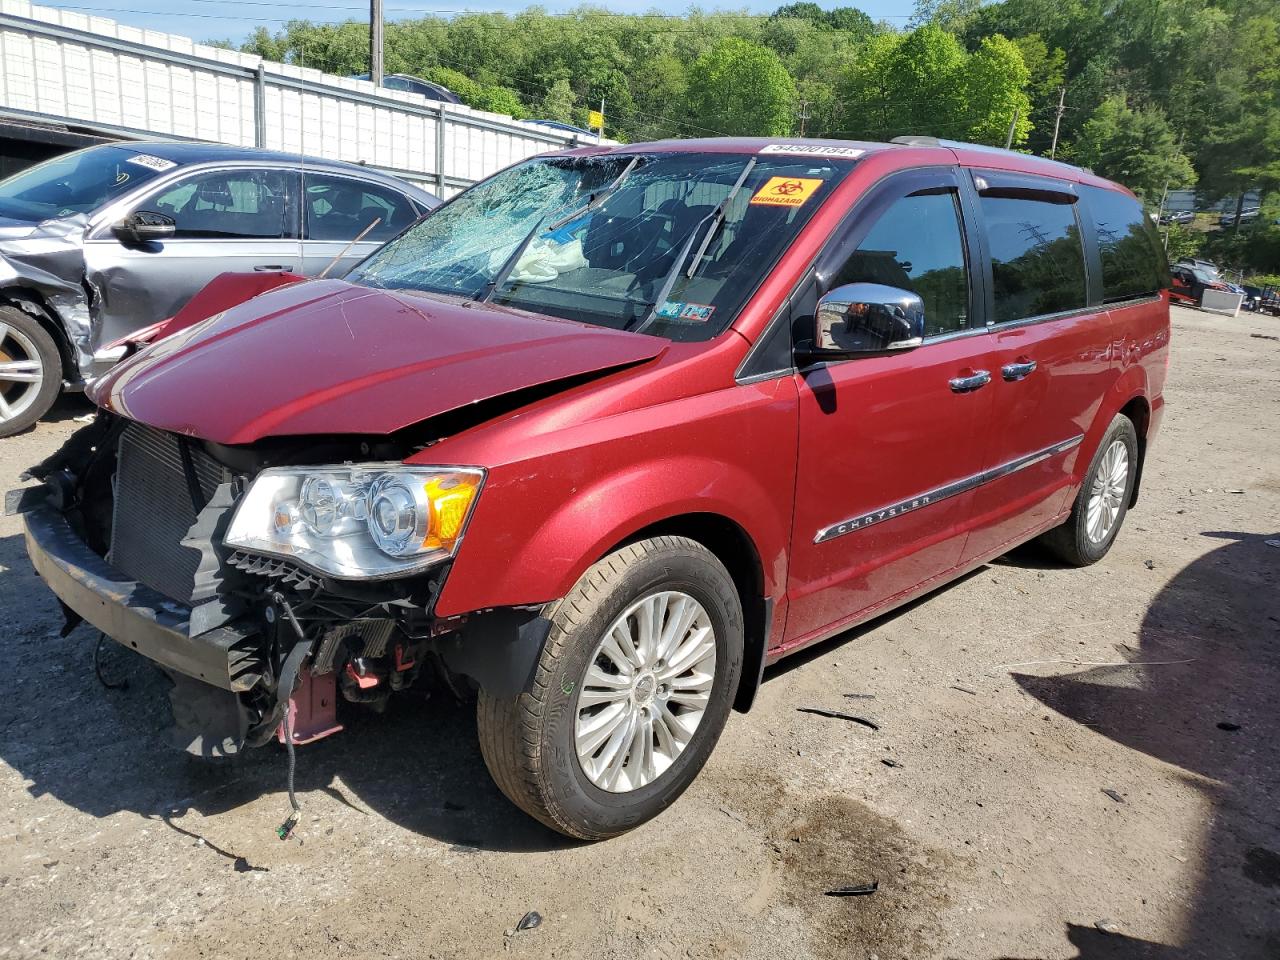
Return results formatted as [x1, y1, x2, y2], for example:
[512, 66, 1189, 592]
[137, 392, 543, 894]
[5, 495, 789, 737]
[537, 78, 577, 124]
[1075, 96, 1195, 200]
[684, 38, 797, 137]
[835, 26, 1031, 145]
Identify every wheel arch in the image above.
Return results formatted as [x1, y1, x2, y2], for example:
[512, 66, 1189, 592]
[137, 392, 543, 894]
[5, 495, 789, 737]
[1117, 393, 1151, 507]
[0, 287, 77, 383]
[605, 512, 774, 714]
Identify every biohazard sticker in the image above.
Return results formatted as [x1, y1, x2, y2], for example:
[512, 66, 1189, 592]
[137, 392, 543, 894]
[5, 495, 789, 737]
[750, 176, 824, 208]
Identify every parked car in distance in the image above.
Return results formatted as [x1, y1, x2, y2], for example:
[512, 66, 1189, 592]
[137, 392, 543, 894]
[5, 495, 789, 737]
[13, 137, 1171, 840]
[1159, 210, 1194, 225]
[1241, 285, 1265, 311]
[0, 141, 438, 436]
[353, 72, 462, 104]
[1174, 257, 1219, 276]
[1220, 207, 1260, 228]
[1170, 263, 1230, 305]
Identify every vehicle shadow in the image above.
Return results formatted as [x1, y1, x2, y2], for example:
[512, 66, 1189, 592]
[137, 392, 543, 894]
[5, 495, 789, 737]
[1001, 531, 1280, 959]
[0, 530, 571, 853]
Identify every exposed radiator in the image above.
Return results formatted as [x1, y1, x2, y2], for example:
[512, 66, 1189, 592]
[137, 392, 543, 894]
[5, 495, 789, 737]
[108, 423, 231, 604]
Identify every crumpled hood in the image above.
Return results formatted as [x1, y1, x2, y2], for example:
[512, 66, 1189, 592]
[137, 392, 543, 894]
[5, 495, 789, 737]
[88, 279, 666, 445]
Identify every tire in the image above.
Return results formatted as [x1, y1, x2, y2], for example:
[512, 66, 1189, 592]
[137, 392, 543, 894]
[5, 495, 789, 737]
[0, 306, 62, 439]
[1039, 414, 1138, 566]
[477, 536, 744, 840]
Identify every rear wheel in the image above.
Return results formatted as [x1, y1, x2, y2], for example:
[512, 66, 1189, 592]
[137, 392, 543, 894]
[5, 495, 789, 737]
[477, 536, 743, 840]
[1039, 414, 1138, 566]
[0, 306, 61, 438]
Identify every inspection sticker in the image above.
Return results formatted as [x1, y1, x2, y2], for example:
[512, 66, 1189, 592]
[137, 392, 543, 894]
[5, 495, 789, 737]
[750, 176, 824, 208]
[126, 154, 177, 171]
[657, 301, 716, 323]
[759, 144, 864, 159]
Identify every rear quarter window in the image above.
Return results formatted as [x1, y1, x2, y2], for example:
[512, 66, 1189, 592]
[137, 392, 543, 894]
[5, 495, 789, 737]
[1081, 185, 1171, 302]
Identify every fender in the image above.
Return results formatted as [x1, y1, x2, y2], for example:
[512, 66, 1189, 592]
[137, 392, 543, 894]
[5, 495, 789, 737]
[436, 451, 791, 618]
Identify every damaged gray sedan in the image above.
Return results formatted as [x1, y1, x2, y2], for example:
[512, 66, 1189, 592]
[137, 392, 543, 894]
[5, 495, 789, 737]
[0, 141, 438, 436]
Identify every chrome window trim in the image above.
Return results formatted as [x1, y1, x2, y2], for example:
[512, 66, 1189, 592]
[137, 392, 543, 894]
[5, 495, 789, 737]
[814, 434, 1083, 544]
[986, 304, 1098, 332]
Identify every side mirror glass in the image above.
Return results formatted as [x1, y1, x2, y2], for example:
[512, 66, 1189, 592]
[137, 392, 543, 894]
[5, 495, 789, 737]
[113, 210, 176, 244]
[801, 282, 925, 362]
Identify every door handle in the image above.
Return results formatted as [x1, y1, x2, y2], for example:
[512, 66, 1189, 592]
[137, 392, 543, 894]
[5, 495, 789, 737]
[1001, 359, 1038, 381]
[254, 264, 293, 272]
[949, 370, 991, 393]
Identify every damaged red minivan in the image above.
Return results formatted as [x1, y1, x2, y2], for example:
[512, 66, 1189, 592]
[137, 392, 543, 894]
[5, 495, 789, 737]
[11, 138, 1170, 839]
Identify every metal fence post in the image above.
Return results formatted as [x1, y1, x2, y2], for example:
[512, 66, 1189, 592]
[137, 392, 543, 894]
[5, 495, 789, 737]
[254, 63, 267, 149]
[435, 104, 447, 195]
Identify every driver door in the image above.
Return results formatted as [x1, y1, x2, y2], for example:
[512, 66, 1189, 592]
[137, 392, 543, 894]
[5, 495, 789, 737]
[83, 167, 299, 354]
[783, 168, 998, 647]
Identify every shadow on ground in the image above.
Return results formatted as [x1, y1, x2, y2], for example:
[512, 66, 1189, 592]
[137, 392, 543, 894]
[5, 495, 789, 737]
[1003, 532, 1280, 959]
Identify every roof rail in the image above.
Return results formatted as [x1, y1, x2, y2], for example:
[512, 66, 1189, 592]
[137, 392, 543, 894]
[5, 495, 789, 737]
[890, 135, 1089, 174]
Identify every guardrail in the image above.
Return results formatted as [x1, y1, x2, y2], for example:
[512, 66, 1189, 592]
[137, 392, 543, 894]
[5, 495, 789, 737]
[0, 0, 606, 195]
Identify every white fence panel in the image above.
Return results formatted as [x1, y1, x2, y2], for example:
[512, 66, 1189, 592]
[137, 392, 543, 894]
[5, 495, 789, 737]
[0, 0, 610, 195]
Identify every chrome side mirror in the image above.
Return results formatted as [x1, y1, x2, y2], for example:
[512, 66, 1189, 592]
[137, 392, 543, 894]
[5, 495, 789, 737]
[113, 210, 176, 244]
[801, 282, 925, 362]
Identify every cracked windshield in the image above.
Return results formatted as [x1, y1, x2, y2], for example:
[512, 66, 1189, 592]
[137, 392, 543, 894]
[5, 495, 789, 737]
[349, 152, 856, 341]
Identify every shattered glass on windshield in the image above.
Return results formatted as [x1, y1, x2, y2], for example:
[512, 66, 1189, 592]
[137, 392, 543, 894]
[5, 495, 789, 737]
[349, 152, 858, 341]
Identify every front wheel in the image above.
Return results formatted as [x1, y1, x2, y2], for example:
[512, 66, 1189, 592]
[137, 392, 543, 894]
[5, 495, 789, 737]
[0, 306, 62, 438]
[477, 536, 744, 840]
[1039, 414, 1138, 566]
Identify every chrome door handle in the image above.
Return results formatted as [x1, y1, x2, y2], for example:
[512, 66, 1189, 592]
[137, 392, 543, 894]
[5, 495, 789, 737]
[254, 264, 293, 272]
[1001, 360, 1038, 381]
[949, 370, 991, 393]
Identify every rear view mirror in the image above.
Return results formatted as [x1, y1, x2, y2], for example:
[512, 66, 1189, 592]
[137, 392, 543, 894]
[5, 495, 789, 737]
[113, 210, 176, 244]
[799, 282, 925, 363]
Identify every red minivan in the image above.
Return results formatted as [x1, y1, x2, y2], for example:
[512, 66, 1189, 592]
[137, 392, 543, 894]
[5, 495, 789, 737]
[13, 138, 1170, 839]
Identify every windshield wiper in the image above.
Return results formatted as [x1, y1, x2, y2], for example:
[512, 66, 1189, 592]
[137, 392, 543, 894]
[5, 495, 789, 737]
[479, 156, 643, 304]
[630, 158, 756, 334]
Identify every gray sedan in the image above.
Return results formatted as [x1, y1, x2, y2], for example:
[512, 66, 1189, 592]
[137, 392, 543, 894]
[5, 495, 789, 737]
[0, 141, 438, 436]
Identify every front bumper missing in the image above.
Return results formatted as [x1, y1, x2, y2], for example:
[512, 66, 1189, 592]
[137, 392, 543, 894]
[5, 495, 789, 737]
[19, 501, 263, 693]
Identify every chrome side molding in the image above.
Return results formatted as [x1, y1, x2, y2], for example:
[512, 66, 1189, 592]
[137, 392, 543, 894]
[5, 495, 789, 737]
[814, 435, 1084, 544]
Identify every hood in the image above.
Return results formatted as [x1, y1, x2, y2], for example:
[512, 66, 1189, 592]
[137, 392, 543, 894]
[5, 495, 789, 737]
[89, 279, 667, 445]
[0, 216, 40, 241]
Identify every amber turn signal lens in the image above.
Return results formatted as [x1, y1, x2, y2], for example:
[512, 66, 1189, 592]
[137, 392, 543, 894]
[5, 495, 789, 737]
[422, 473, 482, 551]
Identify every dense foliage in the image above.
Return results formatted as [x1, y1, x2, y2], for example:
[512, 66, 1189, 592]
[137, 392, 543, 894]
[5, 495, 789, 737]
[227, 0, 1280, 275]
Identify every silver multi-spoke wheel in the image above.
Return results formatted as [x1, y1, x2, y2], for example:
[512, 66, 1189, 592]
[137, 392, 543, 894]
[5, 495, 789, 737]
[0, 321, 45, 427]
[574, 590, 717, 793]
[1086, 439, 1129, 543]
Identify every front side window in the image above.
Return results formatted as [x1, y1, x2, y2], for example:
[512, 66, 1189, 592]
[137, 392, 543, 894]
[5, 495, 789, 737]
[348, 152, 856, 342]
[0, 146, 170, 220]
[303, 174, 420, 243]
[980, 191, 1088, 322]
[148, 169, 294, 239]
[1080, 185, 1169, 302]
[830, 189, 971, 338]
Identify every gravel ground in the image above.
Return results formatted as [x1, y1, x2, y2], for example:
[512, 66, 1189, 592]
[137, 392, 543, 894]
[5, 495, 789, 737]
[0, 303, 1277, 960]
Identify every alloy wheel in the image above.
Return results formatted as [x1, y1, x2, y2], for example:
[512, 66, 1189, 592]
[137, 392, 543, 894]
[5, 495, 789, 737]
[574, 590, 717, 793]
[0, 321, 45, 427]
[1086, 439, 1129, 543]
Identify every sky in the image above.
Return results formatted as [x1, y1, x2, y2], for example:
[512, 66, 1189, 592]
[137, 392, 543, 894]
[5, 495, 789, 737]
[37, 0, 919, 45]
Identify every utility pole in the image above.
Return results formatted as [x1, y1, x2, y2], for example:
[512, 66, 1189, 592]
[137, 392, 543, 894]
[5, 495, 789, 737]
[1156, 131, 1185, 251]
[1004, 104, 1020, 150]
[797, 99, 810, 138]
[370, 0, 384, 86]
[1049, 87, 1066, 159]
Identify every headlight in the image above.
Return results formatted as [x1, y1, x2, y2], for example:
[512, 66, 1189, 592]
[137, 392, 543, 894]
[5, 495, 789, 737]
[225, 464, 484, 579]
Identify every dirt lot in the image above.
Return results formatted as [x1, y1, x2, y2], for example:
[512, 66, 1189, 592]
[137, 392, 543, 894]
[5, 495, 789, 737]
[0, 303, 1277, 960]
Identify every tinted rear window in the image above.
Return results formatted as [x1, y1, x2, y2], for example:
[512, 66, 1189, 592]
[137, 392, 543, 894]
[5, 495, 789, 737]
[1081, 185, 1171, 302]
[979, 193, 1088, 322]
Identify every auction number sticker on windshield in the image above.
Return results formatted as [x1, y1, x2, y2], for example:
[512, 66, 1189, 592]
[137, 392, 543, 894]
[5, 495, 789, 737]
[750, 176, 824, 208]
[126, 154, 177, 171]
[759, 144, 864, 159]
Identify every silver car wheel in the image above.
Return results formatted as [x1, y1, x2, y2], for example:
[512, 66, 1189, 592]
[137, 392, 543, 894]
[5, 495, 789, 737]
[1086, 439, 1129, 543]
[0, 322, 45, 426]
[574, 590, 717, 793]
